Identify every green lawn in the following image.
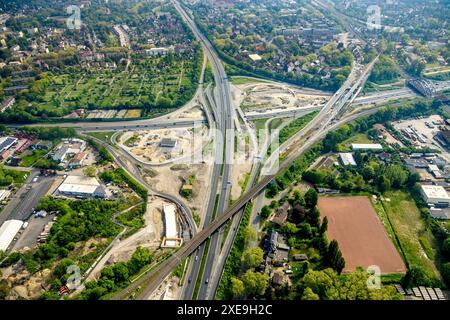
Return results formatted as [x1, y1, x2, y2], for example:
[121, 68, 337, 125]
[341, 133, 373, 150]
[253, 119, 267, 132]
[86, 131, 115, 145]
[20, 149, 47, 167]
[278, 111, 318, 145]
[382, 191, 439, 281]
[269, 118, 283, 131]
[230, 76, 267, 85]
[371, 198, 401, 253]
[124, 135, 139, 147]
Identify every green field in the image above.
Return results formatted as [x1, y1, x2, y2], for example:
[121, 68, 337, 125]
[19, 149, 47, 167]
[278, 111, 318, 145]
[230, 76, 268, 85]
[382, 191, 439, 281]
[253, 119, 267, 132]
[341, 133, 373, 150]
[269, 118, 283, 131]
[86, 131, 116, 145]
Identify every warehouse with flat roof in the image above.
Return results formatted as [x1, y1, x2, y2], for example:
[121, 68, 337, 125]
[0, 136, 17, 152]
[351, 143, 383, 151]
[339, 153, 357, 166]
[159, 138, 177, 149]
[0, 220, 23, 251]
[161, 204, 182, 247]
[420, 185, 450, 207]
[57, 175, 105, 198]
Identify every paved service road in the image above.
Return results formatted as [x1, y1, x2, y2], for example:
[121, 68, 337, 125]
[0, 171, 55, 225]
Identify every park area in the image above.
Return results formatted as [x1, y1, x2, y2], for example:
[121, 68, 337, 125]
[318, 196, 407, 275]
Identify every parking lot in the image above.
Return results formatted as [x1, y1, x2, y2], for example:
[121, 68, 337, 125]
[0, 171, 56, 225]
[11, 213, 55, 250]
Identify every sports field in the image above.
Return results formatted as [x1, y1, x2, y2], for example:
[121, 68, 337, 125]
[318, 196, 407, 274]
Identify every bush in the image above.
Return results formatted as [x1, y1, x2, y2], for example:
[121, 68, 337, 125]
[442, 238, 450, 259]
[260, 205, 271, 219]
[441, 262, 450, 286]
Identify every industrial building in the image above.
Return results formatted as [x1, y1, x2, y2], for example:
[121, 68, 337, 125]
[0, 97, 15, 112]
[0, 189, 11, 202]
[68, 152, 87, 169]
[429, 208, 450, 220]
[0, 136, 17, 152]
[427, 164, 443, 179]
[0, 219, 23, 251]
[52, 138, 87, 163]
[159, 138, 177, 149]
[339, 153, 357, 166]
[57, 175, 105, 198]
[420, 185, 450, 207]
[351, 143, 383, 151]
[249, 53, 262, 62]
[52, 145, 70, 162]
[31, 140, 53, 150]
[161, 204, 182, 247]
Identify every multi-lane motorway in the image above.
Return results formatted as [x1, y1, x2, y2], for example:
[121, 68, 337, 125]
[109, 36, 381, 300]
[172, 0, 235, 300]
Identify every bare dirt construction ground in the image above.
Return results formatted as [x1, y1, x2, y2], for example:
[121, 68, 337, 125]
[148, 275, 182, 300]
[0, 262, 52, 299]
[119, 126, 209, 165]
[167, 104, 204, 120]
[236, 82, 330, 113]
[144, 163, 213, 222]
[230, 131, 255, 201]
[107, 198, 163, 263]
[318, 196, 407, 275]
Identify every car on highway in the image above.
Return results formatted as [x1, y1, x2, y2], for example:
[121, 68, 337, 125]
[195, 255, 198, 261]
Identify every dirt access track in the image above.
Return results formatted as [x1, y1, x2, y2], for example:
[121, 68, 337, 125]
[318, 196, 407, 275]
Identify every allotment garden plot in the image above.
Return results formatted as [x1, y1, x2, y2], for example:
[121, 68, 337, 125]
[35, 58, 194, 113]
